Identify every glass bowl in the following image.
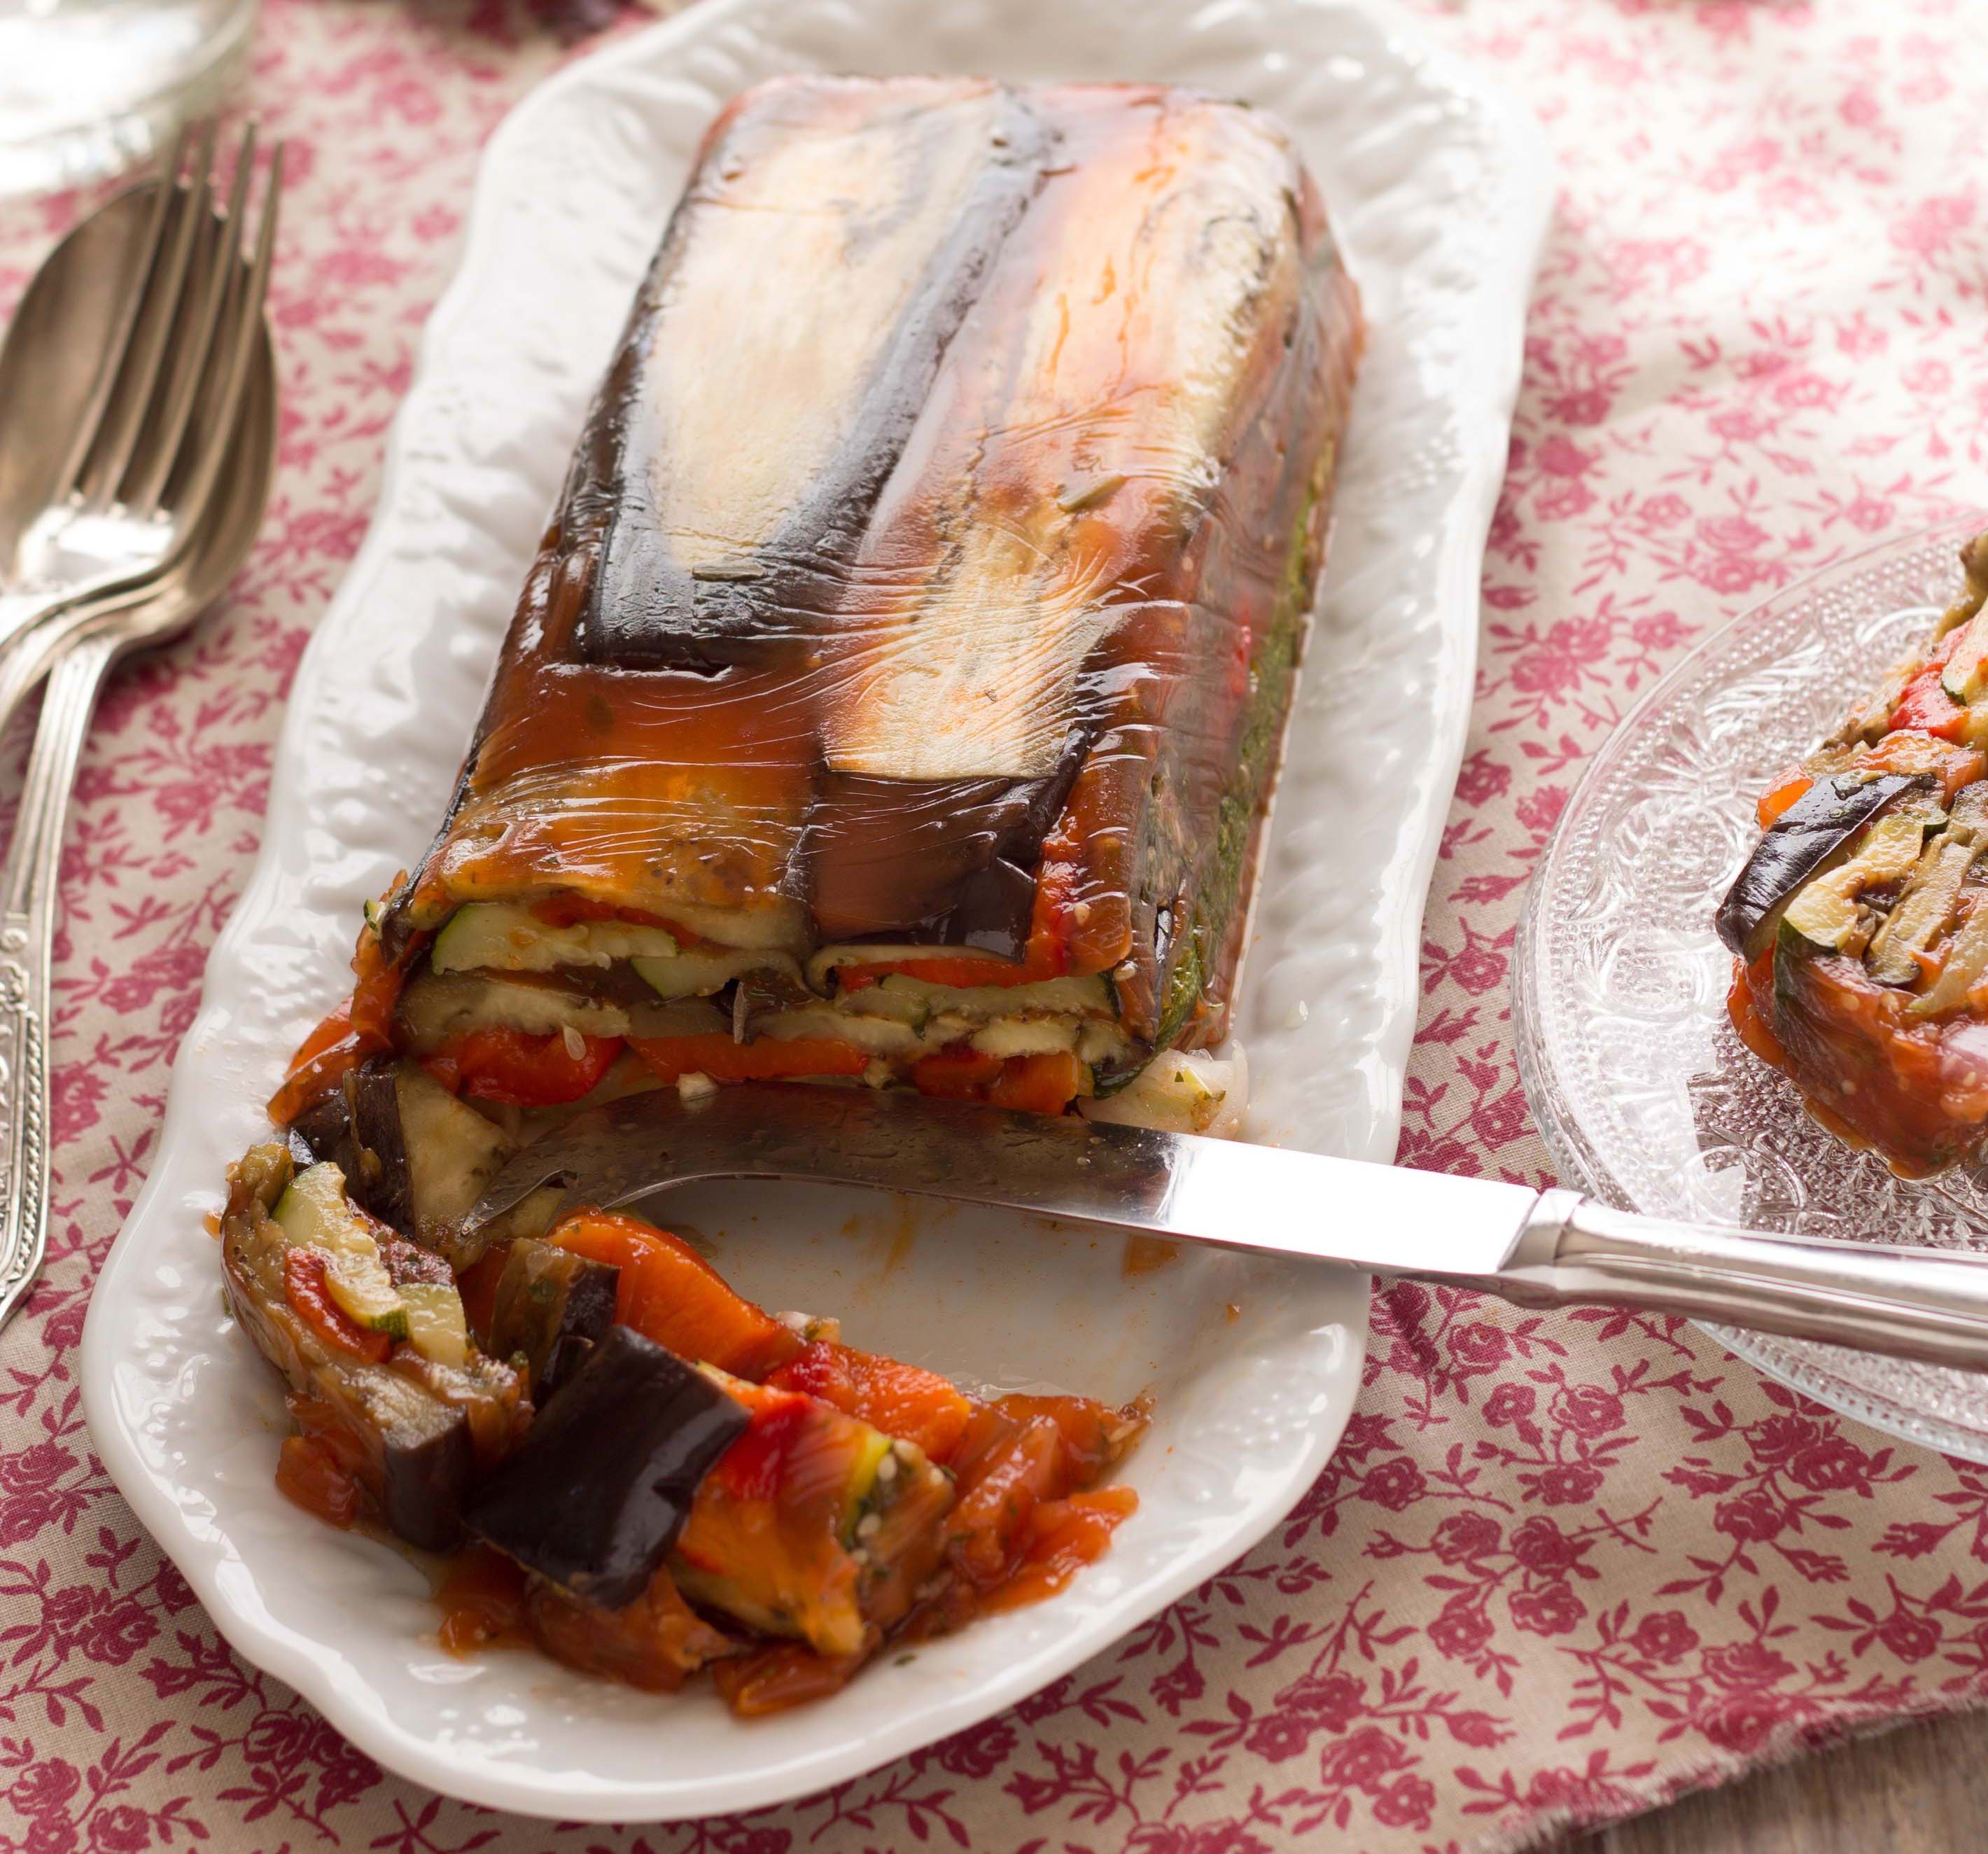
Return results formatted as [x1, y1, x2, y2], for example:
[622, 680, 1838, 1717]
[1515, 515, 1988, 1463]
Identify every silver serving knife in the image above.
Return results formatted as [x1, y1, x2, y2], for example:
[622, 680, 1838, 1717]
[468, 1085, 1988, 1372]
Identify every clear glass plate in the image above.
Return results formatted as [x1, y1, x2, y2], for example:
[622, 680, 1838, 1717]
[1516, 515, 1988, 1463]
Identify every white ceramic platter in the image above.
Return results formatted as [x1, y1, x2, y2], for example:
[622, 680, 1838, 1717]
[80, 0, 1550, 1822]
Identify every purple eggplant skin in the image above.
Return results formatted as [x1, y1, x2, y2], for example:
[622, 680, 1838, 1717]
[485, 1236, 620, 1399]
[220, 1145, 477, 1553]
[287, 1060, 413, 1231]
[465, 1325, 749, 1610]
[1716, 772, 1927, 959]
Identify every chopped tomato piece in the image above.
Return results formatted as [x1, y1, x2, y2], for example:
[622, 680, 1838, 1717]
[274, 1431, 364, 1530]
[1890, 666, 1969, 741]
[766, 1341, 974, 1463]
[711, 1642, 862, 1716]
[1727, 953, 1787, 1069]
[941, 1390, 1144, 1591]
[435, 1544, 530, 1654]
[995, 1391, 1131, 1482]
[283, 1247, 391, 1363]
[547, 1209, 801, 1377]
[981, 1485, 1139, 1615]
[945, 1413, 1068, 1589]
[627, 1033, 869, 1085]
[526, 1566, 732, 1692]
[426, 1026, 624, 1106]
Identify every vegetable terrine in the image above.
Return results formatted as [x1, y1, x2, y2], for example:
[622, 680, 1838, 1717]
[276, 74, 1364, 1134]
[229, 74, 1361, 1712]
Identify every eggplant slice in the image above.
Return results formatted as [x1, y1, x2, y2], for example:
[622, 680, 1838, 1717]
[1715, 772, 1926, 959]
[465, 1325, 750, 1610]
[485, 1235, 620, 1398]
[288, 1057, 519, 1266]
[221, 1145, 488, 1551]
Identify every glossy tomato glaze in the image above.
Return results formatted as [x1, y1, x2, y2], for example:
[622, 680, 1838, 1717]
[1723, 721, 1988, 1177]
[278, 1210, 1145, 1716]
[1728, 947, 1988, 1177]
[372, 78, 1363, 1052]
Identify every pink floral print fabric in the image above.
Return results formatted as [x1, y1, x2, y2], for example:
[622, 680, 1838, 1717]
[3, 1, 1987, 1850]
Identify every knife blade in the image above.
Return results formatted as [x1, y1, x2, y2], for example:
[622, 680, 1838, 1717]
[467, 1083, 1988, 1373]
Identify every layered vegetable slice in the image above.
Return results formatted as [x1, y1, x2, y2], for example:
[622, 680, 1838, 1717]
[221, 1147, 525, 1549]
[1721, 531, 1988, 1174]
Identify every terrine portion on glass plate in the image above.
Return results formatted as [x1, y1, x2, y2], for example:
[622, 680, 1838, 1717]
[1719, 531, 1988, 1177]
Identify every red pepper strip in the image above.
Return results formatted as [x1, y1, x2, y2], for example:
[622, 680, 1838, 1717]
[283, 1247, 391, 1364]
[425, 1026, 624, 1106]
[766, 1340, 974, 1463]
[269, 904, 426, 1123]
[908, 1046, 1003, 1100]
[988, 1050, 1084, 1115]
[274, 1433, 365, 1530]
[980, 1485, 1139, 1615]
[627, 1033, 869, 1085]
[910, 1047, 1084, 1115]
[349, 919, 417, 1043]
[547, 1208, 801, 1378]
[1890, 666, 1969, 741]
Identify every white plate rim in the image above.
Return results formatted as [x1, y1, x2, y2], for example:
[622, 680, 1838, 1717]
[77, 0, 1553, 1821]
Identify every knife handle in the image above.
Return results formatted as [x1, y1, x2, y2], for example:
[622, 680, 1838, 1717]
[1492, 1189, 1988, 1372]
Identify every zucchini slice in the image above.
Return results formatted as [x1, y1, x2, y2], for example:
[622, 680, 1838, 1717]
[1942, 611, 1988, 706]
[1867, 786, 1988, 985]
[399, 1282, 470, 1369]
[1715, 772, 1925, 959]
[630, 948, 799, 1000]
[1912, 898, 1988, 1017]
[432, 902, 681, 975]
[1779, 811, 1938, 954]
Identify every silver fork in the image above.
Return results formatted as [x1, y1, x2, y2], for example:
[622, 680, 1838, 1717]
[0, 123, 272, 732]
[0, 136, 283, 1334]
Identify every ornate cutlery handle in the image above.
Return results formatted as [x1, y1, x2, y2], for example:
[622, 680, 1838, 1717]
[0, 632, 116, 1330]
[1497, 1190, 1988, 1372]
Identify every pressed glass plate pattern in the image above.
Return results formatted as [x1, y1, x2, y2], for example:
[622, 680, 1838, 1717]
[1517, 516, 1988, 1462]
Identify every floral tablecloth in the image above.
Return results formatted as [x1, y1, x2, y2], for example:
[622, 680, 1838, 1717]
[4, 0, 1988, 1849]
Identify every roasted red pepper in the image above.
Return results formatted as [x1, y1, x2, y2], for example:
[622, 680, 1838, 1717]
[282, 1247, 392, 1364]
[426, 1025, 624, 1106]
[627, 1033, 869, 1085]
[909, 1047, 1084, 1115]
[546, 1209, 802, 1379]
